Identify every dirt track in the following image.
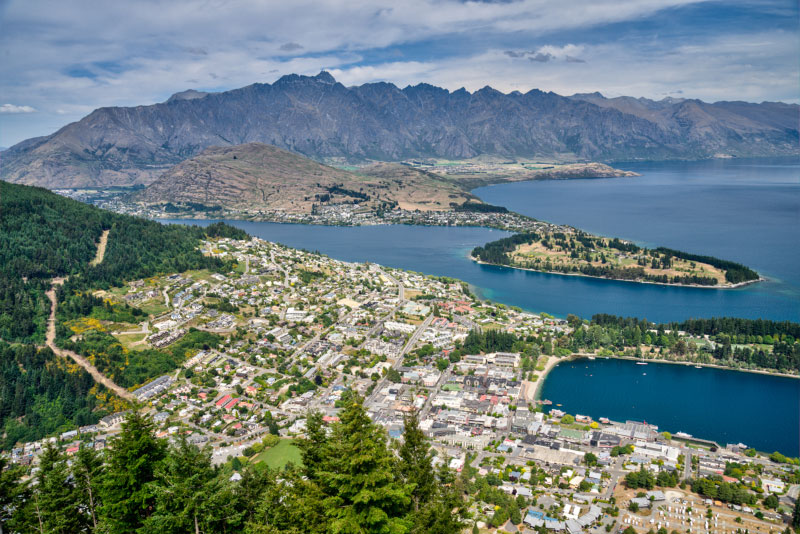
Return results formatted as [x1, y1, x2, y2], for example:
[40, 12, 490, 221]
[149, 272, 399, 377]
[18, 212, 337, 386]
[44, 229, 137, 402]
[45, 280, 136, 402]
[89, 229, 110, 266]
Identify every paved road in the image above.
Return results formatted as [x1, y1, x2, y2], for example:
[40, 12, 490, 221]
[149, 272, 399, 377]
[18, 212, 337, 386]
[380, 268, 404, 301]
[270, 249, 290, 287]
[683, 448, 693, 480]
[366, 313, 433, 406]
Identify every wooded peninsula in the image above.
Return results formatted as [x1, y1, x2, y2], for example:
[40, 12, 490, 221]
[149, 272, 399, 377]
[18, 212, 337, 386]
[471, 230, 761, 288]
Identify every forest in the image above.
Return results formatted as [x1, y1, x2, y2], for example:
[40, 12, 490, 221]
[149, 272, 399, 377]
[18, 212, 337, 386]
[0, 343, 112, 450]
[453, 201, 509, 213]
[0, 181, 245, 343]
[0, 398, 468, 534]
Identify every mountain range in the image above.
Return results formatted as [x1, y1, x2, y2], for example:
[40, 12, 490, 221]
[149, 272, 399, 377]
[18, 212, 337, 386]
[1, 71, 797, 188]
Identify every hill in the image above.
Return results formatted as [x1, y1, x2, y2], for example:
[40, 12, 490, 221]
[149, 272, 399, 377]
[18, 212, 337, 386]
[0, 180, 244, 447]
[2, 72, 797, 188]
[131, 143, 477, 213]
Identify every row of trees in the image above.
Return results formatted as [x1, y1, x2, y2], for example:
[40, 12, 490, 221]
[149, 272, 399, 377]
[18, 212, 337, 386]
[588, 314, 800, 372]
[0, 397, 467, 534]
[653, 247, 759, 284]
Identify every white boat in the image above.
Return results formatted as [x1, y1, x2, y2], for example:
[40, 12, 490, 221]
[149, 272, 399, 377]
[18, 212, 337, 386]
[694, 365, 702, 369]
[588, 356, 595, 360]
[636, 361, 648, 366]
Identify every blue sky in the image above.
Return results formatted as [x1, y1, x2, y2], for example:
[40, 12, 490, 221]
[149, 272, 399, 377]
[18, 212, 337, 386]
[0, 0, 797, 147]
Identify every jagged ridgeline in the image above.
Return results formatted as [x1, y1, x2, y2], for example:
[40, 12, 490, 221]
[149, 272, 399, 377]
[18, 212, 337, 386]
[472, 231, 759, 286]
[0, 181, 246, 447]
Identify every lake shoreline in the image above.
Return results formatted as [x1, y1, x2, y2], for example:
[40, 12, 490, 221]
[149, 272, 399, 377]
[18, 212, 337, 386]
[536, 353, 800, 454]
[470, 255, 764, 290]
[535, 353, 799, 404]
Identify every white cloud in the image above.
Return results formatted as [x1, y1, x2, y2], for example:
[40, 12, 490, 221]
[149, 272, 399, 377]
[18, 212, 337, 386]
[0, 104, 37, 113]
[328, 31, 799, 104]
[0, 0, 796, 146]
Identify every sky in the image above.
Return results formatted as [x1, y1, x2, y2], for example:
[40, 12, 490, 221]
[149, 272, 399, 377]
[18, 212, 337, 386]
[0, 0, 797, 147]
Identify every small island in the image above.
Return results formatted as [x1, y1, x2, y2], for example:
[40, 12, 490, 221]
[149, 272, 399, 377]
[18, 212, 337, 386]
[471, 229, 761, 288]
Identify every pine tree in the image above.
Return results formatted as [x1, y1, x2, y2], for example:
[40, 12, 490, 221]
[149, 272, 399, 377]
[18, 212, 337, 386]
[410, 461, 467, 534]
[0, 456, 30, 534]
[793, 496, 800, 531]
[316, 395, 411, 533]
[247, 466, 328, 534]
[236, 466, 278, 527]
[397, 411, 436, 510]
[296, 411, 327, 481]
[72, 445, 104, 530]
[36, 442, 87, 534]
[140, 435, 235, 534]
[99, 411, 166, 533]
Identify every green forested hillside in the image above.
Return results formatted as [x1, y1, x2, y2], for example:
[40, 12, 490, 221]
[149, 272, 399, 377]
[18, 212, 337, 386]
[0, 180, 245, 343]
[0, 343, 108, 449]
[0, 180, 245, 448]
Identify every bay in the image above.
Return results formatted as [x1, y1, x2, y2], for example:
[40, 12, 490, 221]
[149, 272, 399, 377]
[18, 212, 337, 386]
[539, 358, 800, 456]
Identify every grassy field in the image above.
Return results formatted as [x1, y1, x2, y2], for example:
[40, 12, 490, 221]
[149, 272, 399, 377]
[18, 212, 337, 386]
[114, 332, 147, 350]
[139, 300, 169, 316]
[252, 439, 303, 470]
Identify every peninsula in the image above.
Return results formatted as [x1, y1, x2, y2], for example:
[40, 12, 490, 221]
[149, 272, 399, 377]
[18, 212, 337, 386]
[56, 143, 759, 290]
[471, 229, 761, 288]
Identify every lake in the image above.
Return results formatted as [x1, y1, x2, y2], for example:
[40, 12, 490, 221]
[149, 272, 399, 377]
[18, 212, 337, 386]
[539, 358, 800, 456]
[161, 158, 799, 322]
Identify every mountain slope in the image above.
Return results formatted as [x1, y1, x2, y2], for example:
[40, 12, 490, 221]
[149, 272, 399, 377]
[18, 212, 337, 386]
[2, 72, 798, 188]
[131, 142, 477, 213]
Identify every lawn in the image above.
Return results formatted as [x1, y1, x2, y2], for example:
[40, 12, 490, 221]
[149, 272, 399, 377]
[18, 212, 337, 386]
[252, 439, 303, 470]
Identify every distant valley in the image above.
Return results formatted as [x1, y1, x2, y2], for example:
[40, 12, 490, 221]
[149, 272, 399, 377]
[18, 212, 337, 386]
[1, 71, 797, 189]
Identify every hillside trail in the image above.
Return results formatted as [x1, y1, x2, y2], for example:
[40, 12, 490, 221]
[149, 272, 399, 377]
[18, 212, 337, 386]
[45, 231, 137, 402]
[89, 229, 110, 266]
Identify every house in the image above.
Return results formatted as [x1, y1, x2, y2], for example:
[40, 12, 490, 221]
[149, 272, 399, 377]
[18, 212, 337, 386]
[99, 411, 128, 428]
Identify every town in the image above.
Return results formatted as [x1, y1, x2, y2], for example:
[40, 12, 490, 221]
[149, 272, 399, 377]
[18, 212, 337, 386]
[5, 234, 798, 533]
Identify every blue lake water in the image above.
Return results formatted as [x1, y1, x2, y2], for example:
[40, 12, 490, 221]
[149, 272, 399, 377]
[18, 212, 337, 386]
[540, 358, 800, 456]
[161, 158, 799, 323]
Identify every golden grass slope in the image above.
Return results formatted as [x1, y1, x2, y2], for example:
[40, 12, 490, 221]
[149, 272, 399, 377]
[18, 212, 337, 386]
[133, 143, 476, 213]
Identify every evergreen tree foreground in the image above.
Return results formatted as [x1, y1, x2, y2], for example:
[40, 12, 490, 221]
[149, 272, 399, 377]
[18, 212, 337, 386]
[0, 395, 467, 534]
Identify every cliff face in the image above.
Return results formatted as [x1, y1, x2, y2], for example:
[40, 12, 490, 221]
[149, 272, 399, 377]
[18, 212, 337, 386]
[2, 71, 797, 188]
